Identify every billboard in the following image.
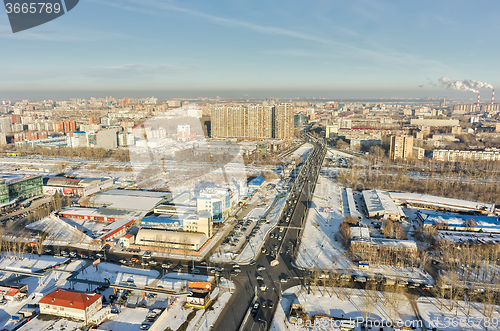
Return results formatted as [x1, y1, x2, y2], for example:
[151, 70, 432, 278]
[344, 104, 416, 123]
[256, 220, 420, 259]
[188, 281, 211, 290]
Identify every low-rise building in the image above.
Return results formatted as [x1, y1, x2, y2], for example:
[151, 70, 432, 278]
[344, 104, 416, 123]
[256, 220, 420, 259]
[135, 228, 207, 251]
[118, 233, 135, 248]
[43, 176, 113, 197]
[417, 212, 500, 233]
[140, 213, 212, 238]
[362, 189, 405, 220]
[39, 289, 102, 325]
[432, 149, 500, 162]
[247, 176, 265, 196]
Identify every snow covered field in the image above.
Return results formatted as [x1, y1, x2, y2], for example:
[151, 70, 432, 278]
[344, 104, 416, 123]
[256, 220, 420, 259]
[295, 175, 352, 270]
[98, 307, 150, 331]
[18, 317, 82, 331]
[74, 262, 159, 286]
[0, 254, 69, 273]
[271, 285, 421, 331]
[416, 296, 500, 331]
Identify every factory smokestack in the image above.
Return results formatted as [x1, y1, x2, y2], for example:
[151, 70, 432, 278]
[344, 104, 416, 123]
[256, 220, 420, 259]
[477, 92, 480, 109]
[493, 89, 495, 105]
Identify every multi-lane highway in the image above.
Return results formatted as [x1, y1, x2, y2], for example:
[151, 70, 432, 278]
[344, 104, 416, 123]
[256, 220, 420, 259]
[211, 139, 327, 331]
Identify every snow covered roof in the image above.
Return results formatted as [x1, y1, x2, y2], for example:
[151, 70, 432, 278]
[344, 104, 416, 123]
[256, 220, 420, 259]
[390, 192, 495, 214]
[351, 227, 370, 240]
[362, 189, 405, 217]
[371, 238, 418, 249]
[59, 207, 145, 220]
[92, 194, 165, 211]
[248, 176, 265, 187]
[103, 189, 170, 199]
[418, 212, 500, 231]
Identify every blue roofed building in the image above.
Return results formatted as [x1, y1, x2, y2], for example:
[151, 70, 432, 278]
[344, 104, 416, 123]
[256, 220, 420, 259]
[247, 176, 265, 196]
[417, 212, 500, 233]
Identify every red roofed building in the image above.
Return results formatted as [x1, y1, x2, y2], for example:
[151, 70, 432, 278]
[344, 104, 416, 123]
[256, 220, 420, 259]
[39, 289, 102, 324]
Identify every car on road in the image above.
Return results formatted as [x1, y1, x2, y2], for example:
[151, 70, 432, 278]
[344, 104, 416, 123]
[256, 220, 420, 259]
[250, 302, 260, 316]
[257, 266, 266, 271]
[173, 265, 182, 272]
[162, 262, 172, 268]
[143, 251, 152, 259]
[280, 275, 290, 283]
[149, 259, 157, 266]
[141, 261, 149, 267]
[232, 268, 241, 273]
[354, 276, 366, 283]
[261, 299, 266, 308]
[119, 259, 127, 264]
[256, 275, 264, 281]
[140, 323, 151, 330]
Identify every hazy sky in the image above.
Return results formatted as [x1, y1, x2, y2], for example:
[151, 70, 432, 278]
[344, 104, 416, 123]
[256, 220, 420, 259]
[1, 0, 499, 98]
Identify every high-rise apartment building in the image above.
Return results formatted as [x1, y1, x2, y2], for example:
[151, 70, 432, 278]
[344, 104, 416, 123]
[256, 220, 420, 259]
[389, 135, 414, 160]
[211, 103, 293, 140]
[274, 103, 294, 139]
[247, 105, 273, 139]
[0, 117, 12, 133]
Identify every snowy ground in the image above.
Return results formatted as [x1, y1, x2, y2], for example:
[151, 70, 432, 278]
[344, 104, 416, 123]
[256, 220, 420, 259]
[416, 296, 500, 331]
[17, 316, 82, 331]
[0, 253, 69, 273]
[295, 174, 433, 283]
[98, 307, 150, 331]
[271, 285, 421, 331]
[295, 175, 352, 270]
[74, 262, 159, 287]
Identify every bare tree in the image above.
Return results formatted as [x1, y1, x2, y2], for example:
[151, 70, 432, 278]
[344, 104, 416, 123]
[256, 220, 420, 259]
[338, 222, 351, 248]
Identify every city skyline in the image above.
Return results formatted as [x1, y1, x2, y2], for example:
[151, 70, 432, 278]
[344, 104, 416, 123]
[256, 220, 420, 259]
[1, 0, 499, 98]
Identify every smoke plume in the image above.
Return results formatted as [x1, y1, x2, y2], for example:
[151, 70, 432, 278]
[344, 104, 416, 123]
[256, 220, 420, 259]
[439, 76, 494, 93]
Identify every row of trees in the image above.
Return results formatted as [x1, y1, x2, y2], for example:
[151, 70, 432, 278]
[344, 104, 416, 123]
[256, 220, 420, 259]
[15, 145, 131, 162]
[305, 269, 409, 322]
[337, 166, 500, 204]
[27, 191, 71, 224]
[382, 219, 406, 240]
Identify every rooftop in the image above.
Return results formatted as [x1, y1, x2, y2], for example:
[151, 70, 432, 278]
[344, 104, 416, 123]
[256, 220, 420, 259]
[362, 189, 405, 217]
[59, 207, 146, 220]
[39, 289, 101, 310]
[248, 176, 265, 187]
[418, 212, 500, 230]
[1, 174, 41, 185]
[390, 192, 495, 213]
